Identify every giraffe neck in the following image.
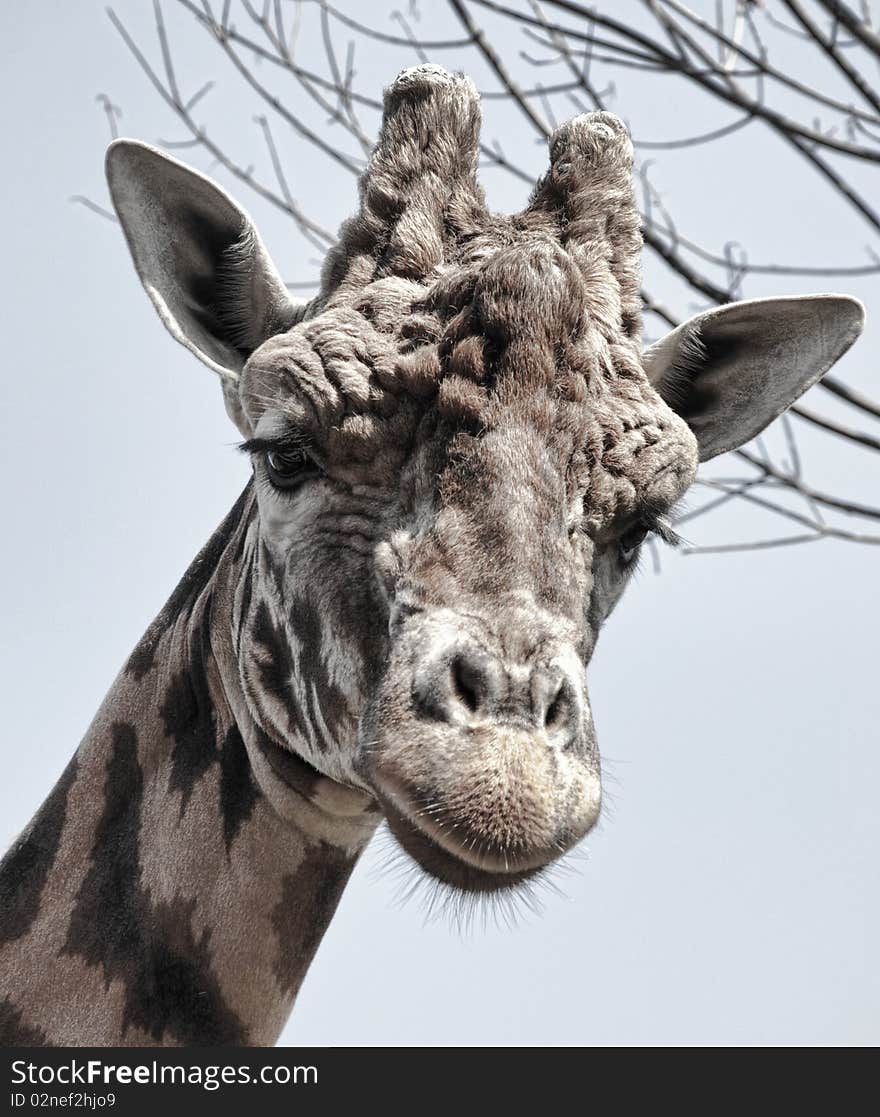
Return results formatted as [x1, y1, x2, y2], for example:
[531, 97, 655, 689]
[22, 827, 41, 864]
[0, 484, 379, 1046]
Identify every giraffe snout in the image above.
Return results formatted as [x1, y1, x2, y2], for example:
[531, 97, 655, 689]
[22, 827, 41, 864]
[356, 610, 600, 893]
[411, 640, 582, 752]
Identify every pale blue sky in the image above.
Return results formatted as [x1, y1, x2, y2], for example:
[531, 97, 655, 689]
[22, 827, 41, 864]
[1, 1, 878, 1045]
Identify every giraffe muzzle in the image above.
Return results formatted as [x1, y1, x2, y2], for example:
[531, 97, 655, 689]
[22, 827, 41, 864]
[411, 639, 582, 750]
[357, 610, 601, 892]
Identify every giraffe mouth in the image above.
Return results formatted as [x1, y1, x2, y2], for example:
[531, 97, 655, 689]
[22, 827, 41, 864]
[370, 772, 561, 894]
[378, 792, 545, 894]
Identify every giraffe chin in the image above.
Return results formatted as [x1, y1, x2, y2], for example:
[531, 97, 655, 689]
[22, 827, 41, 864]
[380, 796, 546, 894]
[371, 778, 560, 894]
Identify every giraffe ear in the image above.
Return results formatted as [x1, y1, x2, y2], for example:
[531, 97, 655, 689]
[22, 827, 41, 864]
[642, 295, 865, 461]
[106, 139, 305, 397]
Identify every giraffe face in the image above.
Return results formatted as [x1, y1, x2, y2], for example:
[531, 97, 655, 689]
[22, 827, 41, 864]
[107, 64, 864, 896]
[234, 245, 698, 892]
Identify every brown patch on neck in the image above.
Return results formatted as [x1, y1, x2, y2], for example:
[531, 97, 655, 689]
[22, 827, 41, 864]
[271, 841, 356, 997]
[0, 755, 78, 947]
[0, 996, 50, 1046]
[61, 722, 246, 1046]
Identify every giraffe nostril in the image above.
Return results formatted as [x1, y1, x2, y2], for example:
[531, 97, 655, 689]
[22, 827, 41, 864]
[413, 638, 583, 740]
[535, 671, 578, 746]
[450, 653, 486, 715]
[413, 644, 501, 724]
[544, 683, 567, 732]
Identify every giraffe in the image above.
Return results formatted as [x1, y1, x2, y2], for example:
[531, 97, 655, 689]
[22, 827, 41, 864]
[0, 65, 864, 1047]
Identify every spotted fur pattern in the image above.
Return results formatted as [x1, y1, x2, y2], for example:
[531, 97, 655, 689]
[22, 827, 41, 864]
[0, 491, 376, 1045]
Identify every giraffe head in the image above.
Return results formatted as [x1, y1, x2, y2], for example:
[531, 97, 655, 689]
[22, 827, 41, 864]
[107, 66, 863, 894]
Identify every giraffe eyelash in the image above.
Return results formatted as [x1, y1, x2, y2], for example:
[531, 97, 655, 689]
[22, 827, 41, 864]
[651, 517, 684, 548]
[238, 433, 314, 458]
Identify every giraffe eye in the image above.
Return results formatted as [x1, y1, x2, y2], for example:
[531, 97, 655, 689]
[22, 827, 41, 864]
[266, 448, 313, 490]
[618, 523, 649, 565]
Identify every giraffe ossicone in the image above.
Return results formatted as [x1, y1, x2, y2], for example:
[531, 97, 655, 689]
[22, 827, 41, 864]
[0, 65, 864, 1046]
